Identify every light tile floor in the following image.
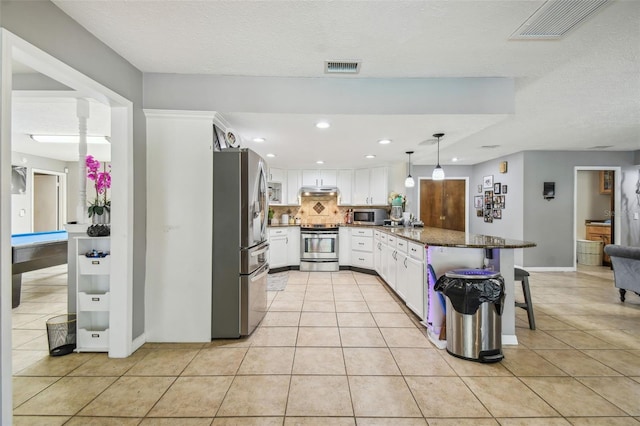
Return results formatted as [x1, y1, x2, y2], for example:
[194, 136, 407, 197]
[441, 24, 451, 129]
[11, 264, 640, 425]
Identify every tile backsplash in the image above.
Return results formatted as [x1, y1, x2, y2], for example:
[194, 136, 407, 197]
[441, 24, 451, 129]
[270, 196, 389, 225]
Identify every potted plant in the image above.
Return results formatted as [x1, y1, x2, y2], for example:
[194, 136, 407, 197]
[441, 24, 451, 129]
[268, 208, 274, 225]
[86, 155, 111, 224]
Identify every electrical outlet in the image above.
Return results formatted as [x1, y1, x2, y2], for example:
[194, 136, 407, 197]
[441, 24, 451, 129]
[634, 212, 639, 220]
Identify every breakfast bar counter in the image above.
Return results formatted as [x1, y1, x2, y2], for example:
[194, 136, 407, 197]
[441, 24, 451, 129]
[360, 225, 536, 249]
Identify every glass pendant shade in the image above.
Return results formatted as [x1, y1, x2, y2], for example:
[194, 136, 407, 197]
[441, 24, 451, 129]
[404, 151, 415, 188]
[432, 165, 445, 181]
[432, 133, 445, 181]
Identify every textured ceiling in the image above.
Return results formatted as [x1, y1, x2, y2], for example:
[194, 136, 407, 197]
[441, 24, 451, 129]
[12, 0, 640, 167]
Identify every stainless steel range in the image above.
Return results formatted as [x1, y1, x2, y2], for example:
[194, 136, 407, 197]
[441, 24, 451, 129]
[300, 224, 339, 272]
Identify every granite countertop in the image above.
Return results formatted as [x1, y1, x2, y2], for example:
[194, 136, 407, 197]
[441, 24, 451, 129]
[340, 224, 536, 249]
[268, 223, 300, 227]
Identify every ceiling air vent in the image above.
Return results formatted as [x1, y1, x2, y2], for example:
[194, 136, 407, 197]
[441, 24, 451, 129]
[481, 145, 501, 149]
[325, 61, 361, 74]
[510, 0, 609, 40]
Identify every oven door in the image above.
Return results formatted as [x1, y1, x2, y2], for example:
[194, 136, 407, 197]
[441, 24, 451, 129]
[300, 231, 338, 260]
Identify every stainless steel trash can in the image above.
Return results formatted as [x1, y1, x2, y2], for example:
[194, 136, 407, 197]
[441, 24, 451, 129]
[435, 269, 505, 363]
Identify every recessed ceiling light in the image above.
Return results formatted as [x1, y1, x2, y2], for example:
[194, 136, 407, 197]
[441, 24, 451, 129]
[378, 139, 392, 145]
[451, 157, 459, 162]
[252, 137, 266, 143]
[266, 153, 276, 158]
[316, 160, 324, 164]
[316, 121, 330, 129]
[365, 154, 376, 159]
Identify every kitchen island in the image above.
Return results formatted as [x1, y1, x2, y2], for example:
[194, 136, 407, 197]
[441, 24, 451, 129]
[341, 224, 536, 346]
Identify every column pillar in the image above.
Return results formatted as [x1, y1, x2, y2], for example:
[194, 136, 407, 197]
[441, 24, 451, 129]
[77, 99, 89, 223]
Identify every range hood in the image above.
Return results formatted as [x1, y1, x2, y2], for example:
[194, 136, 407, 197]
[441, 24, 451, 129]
[298, 186, 340, 197]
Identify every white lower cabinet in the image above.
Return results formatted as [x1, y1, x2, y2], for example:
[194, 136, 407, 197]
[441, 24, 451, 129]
[405, 250, 426, 320]
[378, 232, 427, 321]
[269, 227, 301, 268]
[269, 228, 289, 268]
[350, 227, 373, 269]
[76, 236, 111, 352]
[407, 241, 426, 320]
[339, 227, 351, 266]
[394, 238, 409, 300]
[373, 231, 382, 275]
[287, 227, 300, 266]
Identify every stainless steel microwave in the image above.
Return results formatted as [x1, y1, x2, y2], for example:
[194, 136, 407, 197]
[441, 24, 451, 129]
[352, 208, 388, 225]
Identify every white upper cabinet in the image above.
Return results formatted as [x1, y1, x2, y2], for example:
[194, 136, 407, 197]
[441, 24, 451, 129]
[286, 169, 301, 205]
[302, 169, 337, 187]
[353, 168, 371, 205]
[353, 167, 387, 205]
[369, 166, 388, 205]
[337, 169, 353, 205]
[268, 167, 286, 183]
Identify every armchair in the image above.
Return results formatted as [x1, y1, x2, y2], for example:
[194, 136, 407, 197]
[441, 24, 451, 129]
[603, 244, 640, 302]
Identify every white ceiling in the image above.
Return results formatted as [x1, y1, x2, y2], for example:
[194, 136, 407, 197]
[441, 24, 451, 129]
[12, 0, 640, 168]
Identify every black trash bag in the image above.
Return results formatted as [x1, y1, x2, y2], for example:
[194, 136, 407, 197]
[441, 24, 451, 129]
[435, 275, 505, 315]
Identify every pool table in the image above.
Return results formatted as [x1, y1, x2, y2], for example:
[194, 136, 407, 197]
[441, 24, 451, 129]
[12, 230, 68, 308]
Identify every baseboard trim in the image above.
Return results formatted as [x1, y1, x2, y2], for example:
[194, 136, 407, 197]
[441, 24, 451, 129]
[132, 333, 146, 353]
[524, 267, 576, 272]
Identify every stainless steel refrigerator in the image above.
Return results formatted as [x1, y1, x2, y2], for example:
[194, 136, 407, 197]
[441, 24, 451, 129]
[212, 148, 269, 338]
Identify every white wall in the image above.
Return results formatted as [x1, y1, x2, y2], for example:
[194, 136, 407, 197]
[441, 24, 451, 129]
[144, 111, 213, 342]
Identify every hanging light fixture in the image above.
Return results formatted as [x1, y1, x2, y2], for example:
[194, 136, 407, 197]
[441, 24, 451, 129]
[404, 151, 415, 188]
[432, 133, 445, 181]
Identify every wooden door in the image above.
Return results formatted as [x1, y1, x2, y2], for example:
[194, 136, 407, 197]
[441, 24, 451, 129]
[419, 179, 466, 231]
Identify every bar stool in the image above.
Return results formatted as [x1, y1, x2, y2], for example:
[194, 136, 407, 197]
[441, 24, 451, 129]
[514, 268, 536, 330]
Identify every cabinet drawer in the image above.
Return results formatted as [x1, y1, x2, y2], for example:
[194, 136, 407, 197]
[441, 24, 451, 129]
[396, 238, 408, 255]
[408, 242, 425, 261]
[352, 236, 373, 252]
[351, 251, 373, 269]
[387, 235, 397, 248]
[78, 328, 109, 350]
[351, 228, 373, 237]
[269, 228, 287, 236]
[586, 226, 610, 237]
[379, 233, 387, 243]
[78, 255, 111, 275]
[78, 292, 110, 312]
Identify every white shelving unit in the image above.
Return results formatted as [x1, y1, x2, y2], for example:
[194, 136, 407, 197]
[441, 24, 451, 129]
[75, 236, 111, 352]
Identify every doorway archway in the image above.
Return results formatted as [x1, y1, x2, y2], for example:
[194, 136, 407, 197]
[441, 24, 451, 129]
[1, 29, 135, 422]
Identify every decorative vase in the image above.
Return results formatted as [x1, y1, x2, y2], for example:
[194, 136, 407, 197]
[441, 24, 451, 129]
[92, 210, 110, 225]
[392, 196, 404, 207]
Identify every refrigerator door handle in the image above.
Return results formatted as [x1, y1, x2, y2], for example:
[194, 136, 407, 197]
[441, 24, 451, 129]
[251, 244, 270, 257]
[251, 268, 269, 283]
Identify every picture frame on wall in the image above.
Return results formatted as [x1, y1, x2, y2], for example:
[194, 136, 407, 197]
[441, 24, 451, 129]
[474, 196, 483, 209]
[483, 175, 494, 188]
[493, 209, 502, 219]
[494, 183, 501, 194]
[502, 184, 508, 194]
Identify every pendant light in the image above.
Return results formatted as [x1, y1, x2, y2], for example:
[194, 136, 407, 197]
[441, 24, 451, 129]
[404, 151, 415, 188]
[432, 133, 445, 181]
